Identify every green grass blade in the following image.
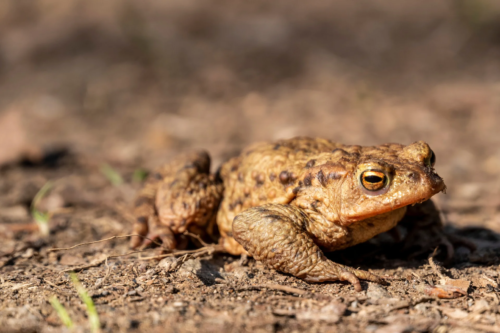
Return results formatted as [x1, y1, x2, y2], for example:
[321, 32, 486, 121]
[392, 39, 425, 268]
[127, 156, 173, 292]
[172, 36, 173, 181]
[70, 272, 101, 333]
[132, 168, 149, 182]
[32, 210, 50, 236]
[100, 163, 124, 186]
[49, 296, 74, 329]
[31, 181, 54, 210]
[30, 181, 54, 236]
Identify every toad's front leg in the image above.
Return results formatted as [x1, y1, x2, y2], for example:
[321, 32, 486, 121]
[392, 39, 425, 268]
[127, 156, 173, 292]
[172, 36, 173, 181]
[232, 204, 385, 291]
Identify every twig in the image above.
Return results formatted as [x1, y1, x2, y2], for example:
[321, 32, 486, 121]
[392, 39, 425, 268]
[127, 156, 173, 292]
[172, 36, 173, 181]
[138, 244, 224, 261]
[43, 286, 74, 298]
[411, 272, 423, 280]
[236, 284, 307, 295]
[183, 231, 210, 247]
[44, 279, 63, 289]
[268, 295, 311, 302]
[173, 254, 191, 272]
[61, 250, 145, 273]
[48, 234, 162, 252]
[11, 283, 32, 291]
[428, 247, 447, 280]
[93, 257, 112, 290]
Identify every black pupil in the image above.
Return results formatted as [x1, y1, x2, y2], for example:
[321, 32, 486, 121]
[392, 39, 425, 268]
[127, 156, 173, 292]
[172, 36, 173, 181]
[364, 175, 383, 183]
[430, 151, 436, 165]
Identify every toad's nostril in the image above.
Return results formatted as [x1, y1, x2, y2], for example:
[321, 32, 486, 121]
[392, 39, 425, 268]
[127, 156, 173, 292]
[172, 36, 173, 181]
[407, 171, 420, 182]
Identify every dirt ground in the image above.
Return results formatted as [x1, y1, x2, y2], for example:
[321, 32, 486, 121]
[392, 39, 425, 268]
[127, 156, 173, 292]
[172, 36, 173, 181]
[1, 1, 500, 332]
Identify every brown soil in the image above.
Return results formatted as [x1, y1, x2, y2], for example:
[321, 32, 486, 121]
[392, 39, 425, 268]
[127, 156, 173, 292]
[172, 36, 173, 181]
[1, 1, 500, 332]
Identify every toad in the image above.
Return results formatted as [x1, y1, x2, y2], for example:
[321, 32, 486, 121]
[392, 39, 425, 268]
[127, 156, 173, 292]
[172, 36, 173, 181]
[131, 137, 449, 291]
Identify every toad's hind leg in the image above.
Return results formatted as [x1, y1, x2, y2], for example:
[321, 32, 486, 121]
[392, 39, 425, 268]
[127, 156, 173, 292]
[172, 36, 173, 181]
[131, 151, 223, 249]
[232, 204, 385, 292]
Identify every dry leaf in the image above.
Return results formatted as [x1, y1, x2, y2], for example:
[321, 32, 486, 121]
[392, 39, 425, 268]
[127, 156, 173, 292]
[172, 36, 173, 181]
[440, 277, 471, 292]
[416, 283, 467, 299]
[440, 307, 468, 319]
[472, 275, 498, 288]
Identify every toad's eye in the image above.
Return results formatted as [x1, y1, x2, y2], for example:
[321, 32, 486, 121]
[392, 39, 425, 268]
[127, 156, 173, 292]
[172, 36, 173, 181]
[360, 170, 388, 191]
[425, 150, 436, 167]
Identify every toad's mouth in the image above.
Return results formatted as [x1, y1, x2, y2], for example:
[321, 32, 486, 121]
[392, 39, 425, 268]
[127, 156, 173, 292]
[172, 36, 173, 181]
[341, 172, 446, 225]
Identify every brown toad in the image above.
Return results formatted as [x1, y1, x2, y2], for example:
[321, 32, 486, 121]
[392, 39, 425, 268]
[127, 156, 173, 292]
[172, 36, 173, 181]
[131, 137, 447, 291]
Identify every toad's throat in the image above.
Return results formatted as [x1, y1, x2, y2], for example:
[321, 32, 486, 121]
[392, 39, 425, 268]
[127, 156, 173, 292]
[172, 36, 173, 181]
[342, 207, 408, 249]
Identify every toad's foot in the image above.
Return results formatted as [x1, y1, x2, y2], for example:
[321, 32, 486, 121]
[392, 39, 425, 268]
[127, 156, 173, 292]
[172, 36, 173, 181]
[395, 200, 476, 264]
[131, 150, 223, 249]
[138, 215, 177, 250]
[233, 204, 386, 292]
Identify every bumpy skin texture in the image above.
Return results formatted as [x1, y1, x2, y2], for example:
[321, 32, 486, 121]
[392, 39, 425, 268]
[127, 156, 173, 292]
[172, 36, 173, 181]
[233, 204, 386, 291]
[131, 151, 223, 249]
[131, 137, 446, 291]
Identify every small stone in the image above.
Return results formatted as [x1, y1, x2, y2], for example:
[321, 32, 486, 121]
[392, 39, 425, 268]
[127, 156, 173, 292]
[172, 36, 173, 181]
[157, 257, 178, 272]
[145, 269, 156, 277]
[471, 299, 490, 313]
[367, 284, 391, 300]
[177, 259, 202, 277]
[21, 248, 34, 258]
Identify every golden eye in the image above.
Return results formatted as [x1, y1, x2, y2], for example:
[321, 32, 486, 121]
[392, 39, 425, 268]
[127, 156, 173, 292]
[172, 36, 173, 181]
[361, 170, 388, 191]
[425, 150, 436, 167]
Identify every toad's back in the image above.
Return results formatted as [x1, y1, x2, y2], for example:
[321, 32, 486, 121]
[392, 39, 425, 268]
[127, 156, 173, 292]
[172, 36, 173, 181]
[217, 137, 359, 253]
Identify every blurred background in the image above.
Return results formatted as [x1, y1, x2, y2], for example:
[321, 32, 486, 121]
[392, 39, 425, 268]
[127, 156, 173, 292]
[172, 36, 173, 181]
[2, 3, 500, 331]
[0, 0, 500, 229]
